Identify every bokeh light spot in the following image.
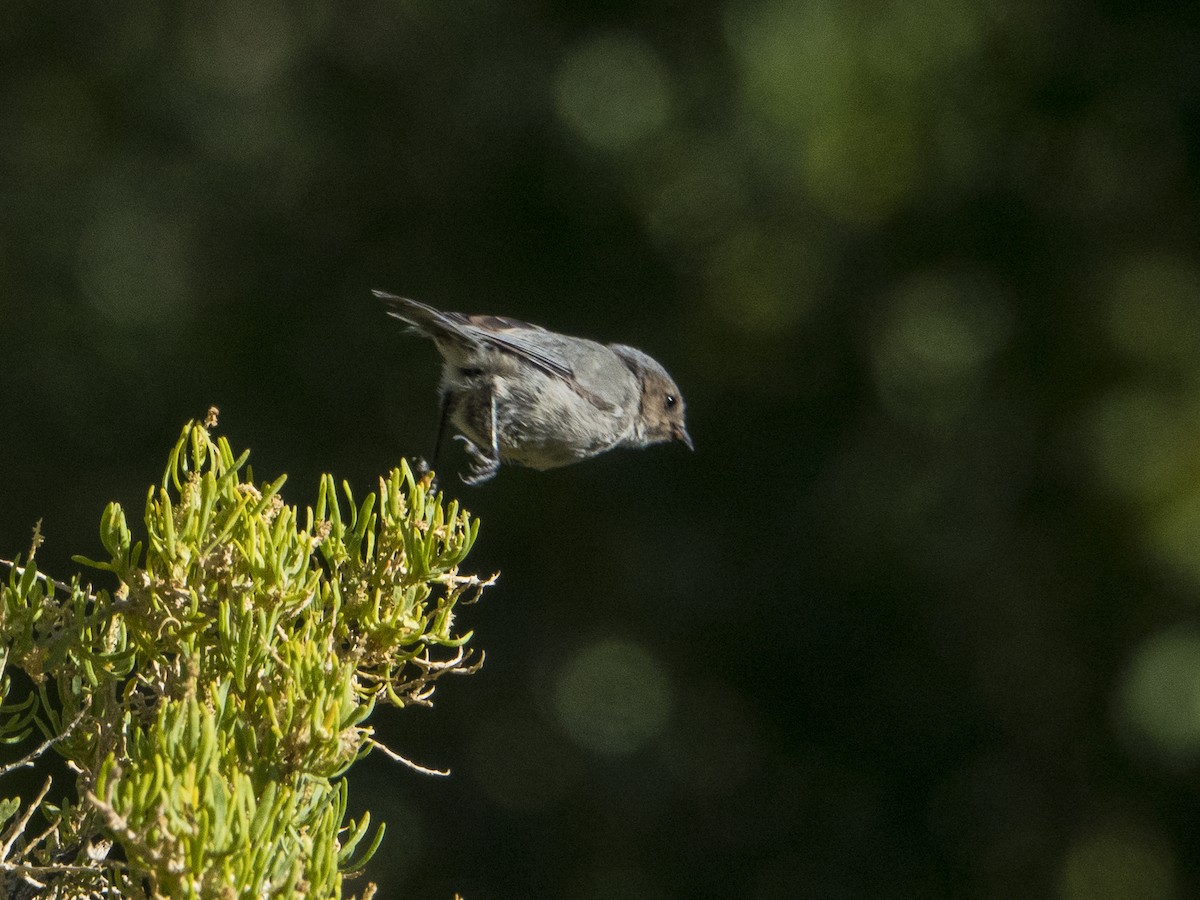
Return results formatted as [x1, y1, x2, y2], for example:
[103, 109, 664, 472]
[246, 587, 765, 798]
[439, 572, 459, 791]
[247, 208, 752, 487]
[554, 34, 671, 153]
[725, 0, 856, 131]
[1115, 627, 1200, 769]
[1082, 387, 1198, 503]
[184, 0, 302, 96]
[553, 638, 673, 755]
[1103, 253, 1200, 373]
[77, 201, 194, 329]
[726, 0, 992, 223]
[867, 0, 987, 83]
[871, 271, 1011, 428]
[1058, 822, 1177, 900]
[1145, 490, 1200, 586]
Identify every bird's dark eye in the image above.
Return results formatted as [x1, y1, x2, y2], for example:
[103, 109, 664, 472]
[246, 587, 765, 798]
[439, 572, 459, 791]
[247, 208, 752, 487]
[664, 394, 677, 409]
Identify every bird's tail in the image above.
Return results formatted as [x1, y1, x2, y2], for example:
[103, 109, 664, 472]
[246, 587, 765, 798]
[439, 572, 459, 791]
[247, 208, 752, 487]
[373, 289, 459, 339]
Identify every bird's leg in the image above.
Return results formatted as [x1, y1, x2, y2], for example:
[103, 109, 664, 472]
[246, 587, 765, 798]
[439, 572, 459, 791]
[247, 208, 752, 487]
[404, 394, 453, 494]
[433, 393, 452, 471]
[456, 390, 500, 485]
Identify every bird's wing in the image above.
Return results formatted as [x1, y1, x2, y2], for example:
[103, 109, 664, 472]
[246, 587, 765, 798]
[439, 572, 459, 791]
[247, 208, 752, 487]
[374, 290, 617, 412]
[470, 326, 575, 382]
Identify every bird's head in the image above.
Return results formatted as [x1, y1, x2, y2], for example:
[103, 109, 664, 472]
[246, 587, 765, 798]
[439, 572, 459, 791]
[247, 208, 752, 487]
[610, 344, 693, 451]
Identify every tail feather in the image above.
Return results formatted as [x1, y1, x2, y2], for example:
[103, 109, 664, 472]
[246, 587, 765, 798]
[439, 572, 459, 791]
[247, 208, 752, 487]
[373, 289, 457, 338]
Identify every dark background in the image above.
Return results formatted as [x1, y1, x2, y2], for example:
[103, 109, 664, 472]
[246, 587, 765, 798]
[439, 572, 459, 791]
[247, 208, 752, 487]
[3, 1, 1200, 898]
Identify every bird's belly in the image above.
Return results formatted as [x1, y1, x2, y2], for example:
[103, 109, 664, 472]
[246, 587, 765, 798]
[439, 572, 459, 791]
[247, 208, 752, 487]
[449, 379, 628, 470]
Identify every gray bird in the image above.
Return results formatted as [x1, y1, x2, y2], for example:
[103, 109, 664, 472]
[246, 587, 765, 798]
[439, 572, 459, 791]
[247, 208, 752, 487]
[375, 290, 692, 484]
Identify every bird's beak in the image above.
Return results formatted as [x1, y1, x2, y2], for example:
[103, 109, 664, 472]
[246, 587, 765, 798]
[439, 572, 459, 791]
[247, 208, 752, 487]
[675, 425, 694, 451]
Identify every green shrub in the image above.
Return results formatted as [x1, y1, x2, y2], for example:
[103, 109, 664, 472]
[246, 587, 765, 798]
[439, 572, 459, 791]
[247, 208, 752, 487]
[0, 414, 490, 898]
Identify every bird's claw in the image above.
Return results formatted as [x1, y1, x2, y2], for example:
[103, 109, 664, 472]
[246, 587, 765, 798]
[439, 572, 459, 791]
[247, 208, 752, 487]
[460, 465, 498, 485]
[454, 435, 500, 485]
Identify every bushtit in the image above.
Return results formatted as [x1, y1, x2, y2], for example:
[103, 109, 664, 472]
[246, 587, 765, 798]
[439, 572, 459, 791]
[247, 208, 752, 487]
[375, 290, 692, 484]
